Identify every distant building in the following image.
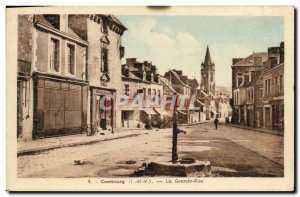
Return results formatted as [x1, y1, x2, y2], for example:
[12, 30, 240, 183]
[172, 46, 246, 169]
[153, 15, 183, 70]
[163, 69, 201, 124]
[215, 86, 232, 98]
[198, 45, 232, 121]
[200, 46, 215, 96]
[121, 58, 165, 128]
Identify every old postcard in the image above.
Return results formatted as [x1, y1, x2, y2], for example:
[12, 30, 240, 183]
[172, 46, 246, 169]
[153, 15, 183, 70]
[6, 6, 294, 192]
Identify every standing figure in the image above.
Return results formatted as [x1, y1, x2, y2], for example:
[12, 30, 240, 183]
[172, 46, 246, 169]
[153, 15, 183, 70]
[214, 117, 219, 130]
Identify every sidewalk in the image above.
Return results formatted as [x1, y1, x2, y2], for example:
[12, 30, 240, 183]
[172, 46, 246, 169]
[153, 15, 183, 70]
[17, 128, 148, 156]
[223, 123, 283, 136]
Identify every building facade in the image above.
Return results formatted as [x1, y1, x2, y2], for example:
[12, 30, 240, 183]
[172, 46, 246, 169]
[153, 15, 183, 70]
[261, 42, 284, 131]
[121, 58, 165, 128]
[231, 52, 268, 125]
[17, 14, 126, 140]
[231, 42, 284, 132]
[163, 69, 200, 124]
[69, 14, 127, 133]
[17, 14, 89, 139]
[199, 45, 218, 120]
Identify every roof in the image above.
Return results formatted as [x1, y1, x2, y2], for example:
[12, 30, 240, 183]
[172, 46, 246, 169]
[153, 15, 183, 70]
[160, 77, 177, 93]
[34, 15, 85, 41]
[203, 45, 213, 66]
[96, 14, 127, 30]
[169, 70, 189, 87]
[107, 15, 127, 30]
[122, 71, 142, 81]
[232, 52, 268, 67]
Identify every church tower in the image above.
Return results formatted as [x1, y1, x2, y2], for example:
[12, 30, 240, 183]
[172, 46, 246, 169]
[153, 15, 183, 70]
[200, 45, 215, 96]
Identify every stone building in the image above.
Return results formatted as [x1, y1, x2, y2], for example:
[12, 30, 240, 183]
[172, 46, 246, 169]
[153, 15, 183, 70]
[17, 14, 126, 140]
[121, 58, 165, 128]
[17, 15, 34, 139]
[200, 46, 215, 96]
[68, 14, 127, 133]
[199, 45, 218, 120]
[17, 14, 89, 139]
[261, 42, 284, 131]
[231, 52, 268, 124]
[231, 42, 284, 131]
[163, 69, 200, 124]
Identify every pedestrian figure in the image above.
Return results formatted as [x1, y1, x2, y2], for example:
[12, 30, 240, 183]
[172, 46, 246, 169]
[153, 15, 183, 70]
[214, 117, 219, 130]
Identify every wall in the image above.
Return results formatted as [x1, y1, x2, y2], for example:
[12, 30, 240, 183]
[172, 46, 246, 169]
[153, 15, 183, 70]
[18, 15, 33, 72]
[35, 28, 87, 80]
[18, 15, 34, 140]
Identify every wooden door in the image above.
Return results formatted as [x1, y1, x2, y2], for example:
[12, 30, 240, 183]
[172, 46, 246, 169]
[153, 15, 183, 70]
[64, 84, 82, 130]
[44, 88, 65, 130]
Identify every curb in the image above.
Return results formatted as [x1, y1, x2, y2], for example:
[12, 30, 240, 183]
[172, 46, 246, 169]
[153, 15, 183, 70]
[224, 124, 283, 136]
[17, 133, 142, 157]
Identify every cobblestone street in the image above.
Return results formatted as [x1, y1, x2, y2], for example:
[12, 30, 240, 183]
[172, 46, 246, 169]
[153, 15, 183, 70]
[18, 123, 283, 178]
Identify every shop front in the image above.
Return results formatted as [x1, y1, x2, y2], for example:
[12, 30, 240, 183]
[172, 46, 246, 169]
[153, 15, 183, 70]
[33, 73, 88, 139]
[90, 87, 115, 133]
[271, 100, 284, 131]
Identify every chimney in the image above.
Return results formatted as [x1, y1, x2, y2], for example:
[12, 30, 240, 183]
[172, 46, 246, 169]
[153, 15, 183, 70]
[60, 14, 68, 32]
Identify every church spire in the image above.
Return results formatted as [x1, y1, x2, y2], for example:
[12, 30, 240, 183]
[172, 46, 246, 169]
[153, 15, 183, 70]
[204, 45, 212, 66]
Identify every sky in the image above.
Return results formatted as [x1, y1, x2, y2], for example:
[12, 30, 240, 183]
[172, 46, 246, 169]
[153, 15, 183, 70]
[117, 16, 284, 87]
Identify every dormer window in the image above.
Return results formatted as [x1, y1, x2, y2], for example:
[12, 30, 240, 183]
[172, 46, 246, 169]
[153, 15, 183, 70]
[44, 15, 60, 29]
[254, 57, 262, 66]
[269, 57, 278, 67]
[124, 66, 129, 77]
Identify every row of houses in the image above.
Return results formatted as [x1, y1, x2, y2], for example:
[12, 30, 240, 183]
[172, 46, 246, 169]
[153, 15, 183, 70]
[17, 14, 233, 140]
[17, 14, 127, 140]
[231, 42, 284, 132]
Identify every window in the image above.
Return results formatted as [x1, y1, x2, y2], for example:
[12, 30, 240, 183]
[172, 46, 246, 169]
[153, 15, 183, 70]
[50, 38, 60, 72]
[124, 84, 129, 96]
[268, 79, 271, 96]
[67, 43, 75, 75]
[279, 75, 283, 94]
[247, 90, 249, 100]
[254, 57, 262, 65]
[101, 48, 108, 73]
[148, 88, 151, 96]
[143, 88, 146, 100]
[260, 89, 263, 99]
[124, 67, 129, 77]
[269, 57, 278, 66]
[275, 77, 278, 95]
[153, 89, 156, 96]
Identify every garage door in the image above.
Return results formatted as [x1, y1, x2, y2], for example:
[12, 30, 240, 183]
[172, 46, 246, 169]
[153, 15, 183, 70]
[36, 79, 83, 137]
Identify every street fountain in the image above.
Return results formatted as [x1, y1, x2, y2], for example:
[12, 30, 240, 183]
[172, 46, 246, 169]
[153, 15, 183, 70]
[133, 93, 211, 177]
